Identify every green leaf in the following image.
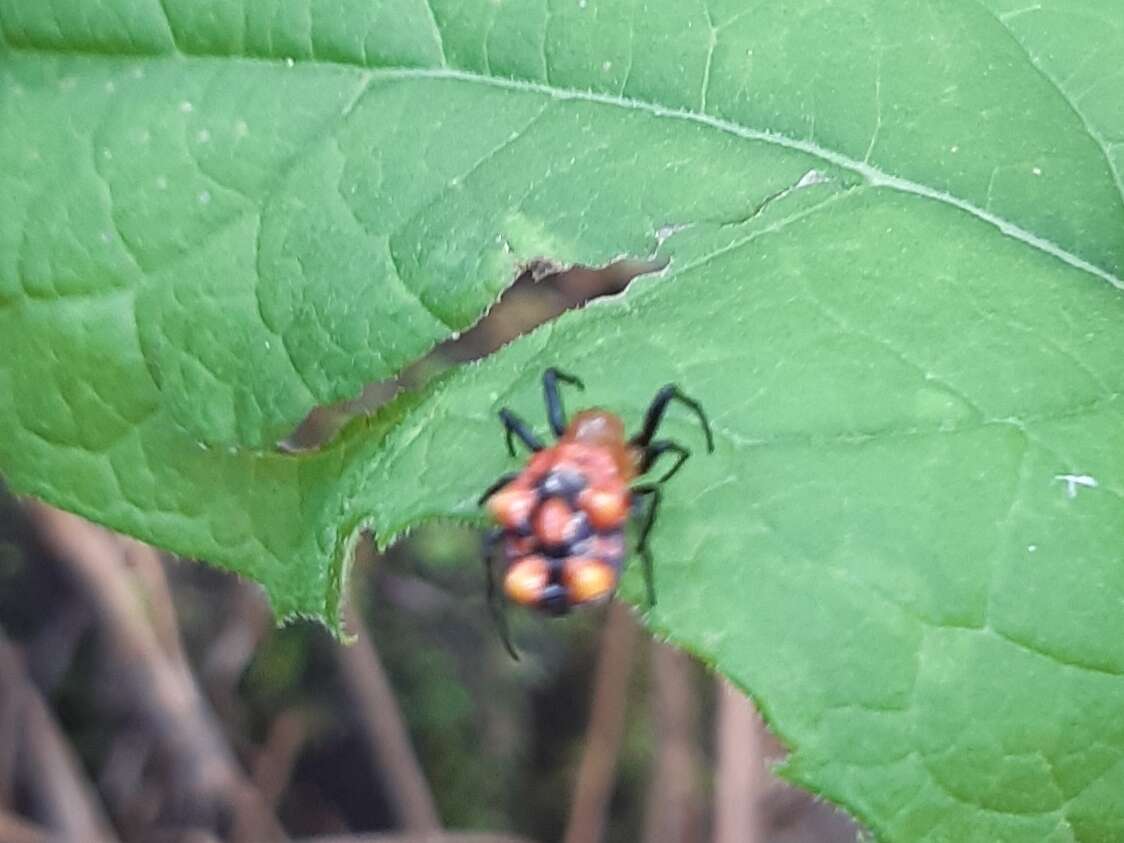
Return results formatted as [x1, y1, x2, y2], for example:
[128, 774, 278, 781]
[4, 1, 1124, 839]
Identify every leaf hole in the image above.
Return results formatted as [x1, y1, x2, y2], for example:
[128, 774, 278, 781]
[281, 258, 664, 451]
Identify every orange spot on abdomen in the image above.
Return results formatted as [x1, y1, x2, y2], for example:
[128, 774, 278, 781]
[578, 485, 631, 531]
[487, 485, 536, 531]
[503, 555, 549, 607]
[534, 498, 583, 548]
[563, 557, 618, 604]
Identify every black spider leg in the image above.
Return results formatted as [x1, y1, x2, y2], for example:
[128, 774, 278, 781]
[637, 441, 691, 484]
[630, 385, 716, 453]
[498, 408, 544, 457]
[630, 483, 662, 609]
[480, 476, 520, 658]
[482, 528, 519, 660]
[542, 367, 585, 438]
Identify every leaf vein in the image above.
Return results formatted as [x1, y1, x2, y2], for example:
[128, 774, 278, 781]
[4, 39, 1122, 288]
[419, 0, 448, 68]
[977, 2, 1124, 211]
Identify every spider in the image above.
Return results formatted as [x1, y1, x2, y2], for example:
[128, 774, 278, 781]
[479, 368, 713, 656]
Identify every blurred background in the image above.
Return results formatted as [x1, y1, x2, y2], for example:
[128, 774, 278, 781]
[0, 264, 862, 843]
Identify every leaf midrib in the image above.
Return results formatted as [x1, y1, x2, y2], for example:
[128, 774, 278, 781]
[4, 40, 1123, 290]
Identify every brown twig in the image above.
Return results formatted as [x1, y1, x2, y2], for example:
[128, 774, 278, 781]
[0, 642, 20, 806]
[99, 729, 159, 842]
[21, 598, 91, 692]
[561, 603, 640, 843]
[335, 602, 441, 832]
[642, 642, 702, 843]
[202, 581, 272, 715]
[120, 538, 190, 673]
[712, 679, 764, 843]
[0, 807, 51, 843]
[0, 629, 119, 843]
[23, 502, 285, 842]
[297, 834, 537, 843]
[251, 709, 308, 809]
[175, 832, 226, 843]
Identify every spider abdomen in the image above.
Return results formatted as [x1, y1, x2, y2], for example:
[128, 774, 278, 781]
[489, 457, 629, 613]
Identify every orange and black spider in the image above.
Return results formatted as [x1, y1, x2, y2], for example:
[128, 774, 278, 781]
[479, 368, 714, 656]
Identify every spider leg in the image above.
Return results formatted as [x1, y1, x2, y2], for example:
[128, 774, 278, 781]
[630, 385, 714, 453]
[498, 408, 544, 456]
[631, 483, 662, 609]
[638, 440, 691, 483]
[542, 368, 585, 438]
[482, 528, 519, 660]
[478, 471, 520, 505]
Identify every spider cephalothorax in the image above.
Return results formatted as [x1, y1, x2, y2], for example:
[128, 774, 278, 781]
[480, 368, 713, 656]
